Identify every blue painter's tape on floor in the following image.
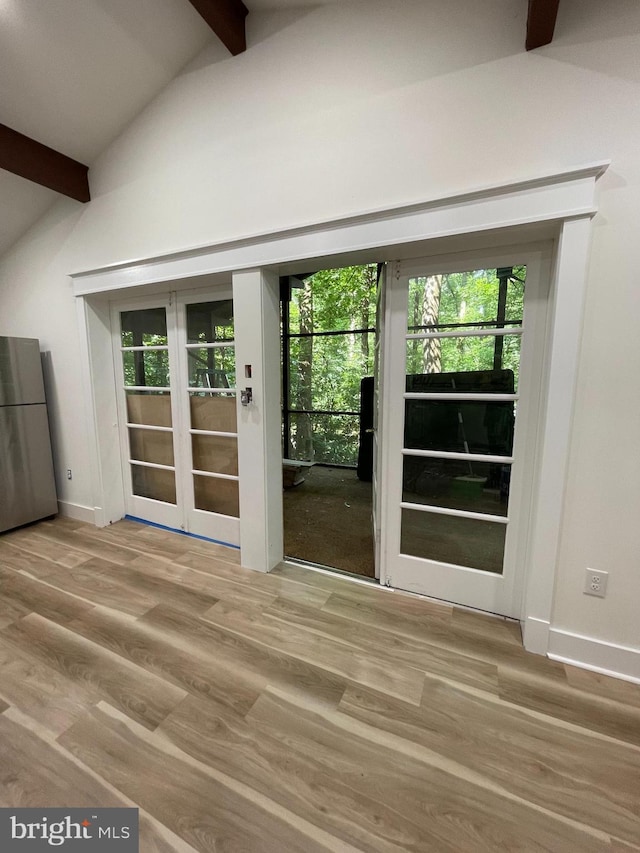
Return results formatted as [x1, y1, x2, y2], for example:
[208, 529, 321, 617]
[124, 515, 240, 550]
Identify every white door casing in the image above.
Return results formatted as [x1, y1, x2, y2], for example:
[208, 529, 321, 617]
[232, 268, 283, 574]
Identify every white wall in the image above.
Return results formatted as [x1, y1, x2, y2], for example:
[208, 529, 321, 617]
[0, 201, 92, 513]
[0, 0, 638, 662]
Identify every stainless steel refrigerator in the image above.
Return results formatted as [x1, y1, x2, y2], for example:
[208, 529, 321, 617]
[0, 336, 58, 533]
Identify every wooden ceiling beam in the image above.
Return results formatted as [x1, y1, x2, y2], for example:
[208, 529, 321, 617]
[0, 123, 90, 202]
[187, 0, 248, 56]
[526, 0, 561, 50]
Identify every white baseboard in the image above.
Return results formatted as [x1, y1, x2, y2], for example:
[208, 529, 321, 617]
[548, 628, 640, 685]
[522, 616, 550, 655]
[57, 500, 96, 524]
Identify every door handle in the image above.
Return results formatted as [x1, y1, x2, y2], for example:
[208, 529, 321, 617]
[365, 428, 375, 434]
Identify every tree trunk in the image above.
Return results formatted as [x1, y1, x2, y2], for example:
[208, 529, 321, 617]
[421, 274, 442, 373]
[359, 265, 375, 371]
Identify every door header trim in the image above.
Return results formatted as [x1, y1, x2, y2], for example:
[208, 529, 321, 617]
[70, 161, 608, 296]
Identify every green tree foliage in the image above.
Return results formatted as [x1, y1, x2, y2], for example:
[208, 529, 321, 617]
[287, 265, 377, 464]
[406, 267, 525, 387]
[285, 264, 526, 466]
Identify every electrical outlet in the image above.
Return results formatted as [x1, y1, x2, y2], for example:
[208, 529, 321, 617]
[66, 469, 72, 480]
[584, 568, 608, 598]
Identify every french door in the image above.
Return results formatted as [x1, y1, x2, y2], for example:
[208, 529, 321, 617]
[112, 289, 240, 546]
[380, 250, 547, 617]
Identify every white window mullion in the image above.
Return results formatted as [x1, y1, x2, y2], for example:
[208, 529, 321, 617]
[129, 459, 175, 472]
[400, 501, 509, 524]
[186, 387, 237, 395]
[191, 470, 239, 482]
[406, 327, 523, 341]
[123, 385, 171, 393]
[403, 392, 518, 402]
[189, 428, 238, 438]
[127, 423, 173, 433]
[120, 345, 169, 352]
[185, 341, 235, 350]
[402, 448, 514, 465]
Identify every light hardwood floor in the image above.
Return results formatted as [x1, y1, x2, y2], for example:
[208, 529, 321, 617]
[0, 516, 639, 851]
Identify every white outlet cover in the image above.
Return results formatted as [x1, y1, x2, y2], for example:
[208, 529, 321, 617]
[584, 568, 608, 597]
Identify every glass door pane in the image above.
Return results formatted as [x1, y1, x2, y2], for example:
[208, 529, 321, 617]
[184, 299, 240, 530]
[119, 306, 178, 507]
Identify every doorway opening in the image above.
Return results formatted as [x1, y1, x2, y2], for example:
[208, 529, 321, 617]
[280, 264, 379, 578]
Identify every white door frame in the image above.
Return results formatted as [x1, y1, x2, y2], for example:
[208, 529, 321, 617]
[380, 246, 550, 618]
[232, 269, 283, 573]
[72, 162, 607, 656]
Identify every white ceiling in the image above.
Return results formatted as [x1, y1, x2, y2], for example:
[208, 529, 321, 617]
[0, 0, 340, 258]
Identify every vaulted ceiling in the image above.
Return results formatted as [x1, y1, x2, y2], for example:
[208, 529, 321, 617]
[0, 0, 560, 260]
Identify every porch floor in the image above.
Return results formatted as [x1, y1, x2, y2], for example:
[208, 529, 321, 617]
[283, 464, 375, 577]
[283, 463, 506, 578]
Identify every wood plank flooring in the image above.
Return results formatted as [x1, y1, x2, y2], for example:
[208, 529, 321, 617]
[0, 517, 639, 851]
